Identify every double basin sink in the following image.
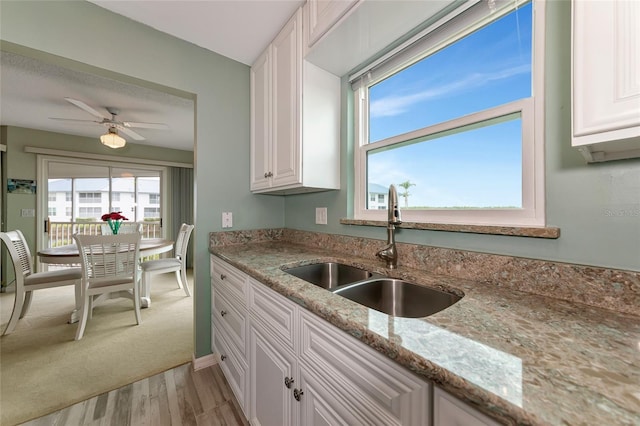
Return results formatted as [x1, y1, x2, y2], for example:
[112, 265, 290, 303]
[283, 262, 461, 318]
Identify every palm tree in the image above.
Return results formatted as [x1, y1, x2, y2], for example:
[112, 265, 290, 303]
[398, 180, 415, 207]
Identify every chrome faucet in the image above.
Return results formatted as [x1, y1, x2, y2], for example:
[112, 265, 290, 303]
[376, 184, 402, 269]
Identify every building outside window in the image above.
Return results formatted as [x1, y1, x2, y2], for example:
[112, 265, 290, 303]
[144, 207, 160, 219]
[78, 192, 101, 203]
[78, 207, 102, 218]
[47, 166, 163, 223]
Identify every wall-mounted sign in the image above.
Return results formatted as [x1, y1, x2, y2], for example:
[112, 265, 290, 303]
[8, 178, 36, 194]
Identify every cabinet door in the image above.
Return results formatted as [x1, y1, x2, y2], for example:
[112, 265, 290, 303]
[434, 387, 499, 426]
[300, 310, 429, 425]
[271, 8, 302, 189]
[250, 47, 272, 191]
[298, 365, 382, 426]
[572, 0, 640, 160]
[249, 324, 298, 426]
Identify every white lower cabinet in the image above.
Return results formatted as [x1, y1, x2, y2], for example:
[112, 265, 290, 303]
[249, 322, 298, 426]
[434, 387, 499, 426]
[211, 255, 499, 426]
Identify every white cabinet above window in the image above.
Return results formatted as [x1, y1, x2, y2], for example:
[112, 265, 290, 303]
[306, 0, 359, 49]
[304, 0, 462, 77]
[250, 7, 340, 195]
[571, 0, 640, 163]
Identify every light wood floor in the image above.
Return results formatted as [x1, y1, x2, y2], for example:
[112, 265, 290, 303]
[21, 363, 248, 426]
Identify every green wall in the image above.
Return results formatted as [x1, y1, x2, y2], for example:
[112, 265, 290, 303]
[284, 0, 640, 273]
[1, 0, 284, 358]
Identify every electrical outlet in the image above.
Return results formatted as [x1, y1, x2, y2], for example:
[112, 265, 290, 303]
[315, 207, 327, 225]
[222, 212, 233, 228]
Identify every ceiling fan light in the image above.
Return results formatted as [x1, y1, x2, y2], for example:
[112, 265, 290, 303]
[100, 127, 126, 149]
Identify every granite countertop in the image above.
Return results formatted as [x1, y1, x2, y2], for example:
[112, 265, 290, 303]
[209, 241, 640, 425]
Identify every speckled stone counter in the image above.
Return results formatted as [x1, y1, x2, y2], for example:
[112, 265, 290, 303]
[209, 241, 640, 426]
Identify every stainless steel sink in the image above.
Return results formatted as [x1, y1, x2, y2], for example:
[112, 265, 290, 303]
[332, 278, 461, 318]
[283, 262, 379, 290]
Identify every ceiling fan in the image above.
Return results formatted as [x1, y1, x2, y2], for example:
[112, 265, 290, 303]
[50, 97, 169, 144]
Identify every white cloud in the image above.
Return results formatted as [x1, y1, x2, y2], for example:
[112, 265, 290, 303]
[370, 64, 530, 118]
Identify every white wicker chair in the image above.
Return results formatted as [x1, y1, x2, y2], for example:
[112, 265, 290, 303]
[0, 230, 81, 335]
[73, 233, 142, 340]
[140, 223, 194, 306]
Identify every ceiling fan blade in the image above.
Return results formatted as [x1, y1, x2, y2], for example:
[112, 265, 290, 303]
[49, 117, 100, 124]
[123, 121, 169, 130]
[117, 125, 146, 141]
[64, 97, 108, 120]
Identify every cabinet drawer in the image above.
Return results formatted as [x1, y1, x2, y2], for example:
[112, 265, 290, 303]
[299, 310, 430, 426]
[248, 278, 297, 352]
[211, 256, 248, 304]
[213, 290, 248, 357]
[213, 326, 249, 415]
[434, 387, 499, 426]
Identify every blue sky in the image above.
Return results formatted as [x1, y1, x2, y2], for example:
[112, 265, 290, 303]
[367, 3, 532, 208]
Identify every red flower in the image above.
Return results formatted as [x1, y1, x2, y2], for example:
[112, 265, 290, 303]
[101, 212, 129, 221]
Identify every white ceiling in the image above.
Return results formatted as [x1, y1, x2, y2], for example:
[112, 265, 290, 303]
[0, 0, 304, 152]
[88, 0, 305, 66]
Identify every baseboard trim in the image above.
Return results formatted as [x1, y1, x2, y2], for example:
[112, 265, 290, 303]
[192, 353, 217, 371]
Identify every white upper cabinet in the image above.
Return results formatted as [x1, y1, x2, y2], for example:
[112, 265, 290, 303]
[250, 7, 340, 195]
[572, 0, 640, 162]
[306, 0, 359, 49]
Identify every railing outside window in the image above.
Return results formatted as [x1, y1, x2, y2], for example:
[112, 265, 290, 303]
[47, 221, 162, 248]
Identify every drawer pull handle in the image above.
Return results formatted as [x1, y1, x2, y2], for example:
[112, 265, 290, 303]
[220, 354, 227, 361]
[284, 377, 294, 388]
[220, 274, 227, 280]
[293, 388, 303, 401]
[220, 310, 227, 317]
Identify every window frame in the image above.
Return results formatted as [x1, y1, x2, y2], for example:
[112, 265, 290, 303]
[353, 0, 545, 227]
[37, 155, 169, 252]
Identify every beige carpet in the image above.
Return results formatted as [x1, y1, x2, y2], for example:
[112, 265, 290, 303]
[0, 272, 193, 426]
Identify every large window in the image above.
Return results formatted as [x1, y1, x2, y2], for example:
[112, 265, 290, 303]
[353, 0, 544, 226]
[46, 161, 165, 223]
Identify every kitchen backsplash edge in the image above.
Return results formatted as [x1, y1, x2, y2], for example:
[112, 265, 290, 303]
[209, 228, 639, 316]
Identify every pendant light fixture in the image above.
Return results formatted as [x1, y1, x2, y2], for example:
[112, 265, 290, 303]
[100, 127, 126, 149]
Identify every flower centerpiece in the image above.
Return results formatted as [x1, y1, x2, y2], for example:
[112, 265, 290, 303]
[101, 212, 129, 235]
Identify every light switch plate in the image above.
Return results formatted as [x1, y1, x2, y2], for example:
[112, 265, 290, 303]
[315, 207, 327, 225]
[222, 212, 233, 228]
[21, 208, 35, 217]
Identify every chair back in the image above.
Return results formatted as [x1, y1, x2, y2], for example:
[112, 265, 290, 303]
[74, 233, 141, 285]
[174, 223, 194, 261]
[0, 230, 34, 279]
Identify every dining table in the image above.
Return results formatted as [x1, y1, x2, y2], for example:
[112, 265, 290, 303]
[38, 238, 174, 321]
